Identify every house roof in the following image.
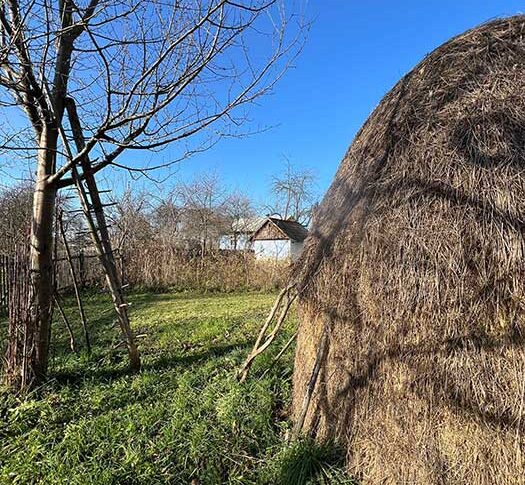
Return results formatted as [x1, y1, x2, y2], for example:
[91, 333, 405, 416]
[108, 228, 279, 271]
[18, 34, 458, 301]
[251, 217, 309, 242]
[230, 216, 266, 234]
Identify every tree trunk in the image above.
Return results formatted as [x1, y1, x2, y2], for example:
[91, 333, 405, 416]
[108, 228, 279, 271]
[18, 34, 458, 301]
[4, 129, 57, 391]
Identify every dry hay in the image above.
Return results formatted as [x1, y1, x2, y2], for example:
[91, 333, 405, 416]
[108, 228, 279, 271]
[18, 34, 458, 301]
[292, 16, 525, 485]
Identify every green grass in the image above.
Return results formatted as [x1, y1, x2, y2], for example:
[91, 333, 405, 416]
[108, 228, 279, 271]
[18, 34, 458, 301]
[0, 291, 351, 484]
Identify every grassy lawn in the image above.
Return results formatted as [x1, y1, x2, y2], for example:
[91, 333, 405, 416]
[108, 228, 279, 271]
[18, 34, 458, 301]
[0, 291, 351, 484]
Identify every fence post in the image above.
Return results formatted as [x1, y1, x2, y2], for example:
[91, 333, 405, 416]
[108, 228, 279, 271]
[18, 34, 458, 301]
[79, 250, 85, 289]
[0, 254, 9, 315]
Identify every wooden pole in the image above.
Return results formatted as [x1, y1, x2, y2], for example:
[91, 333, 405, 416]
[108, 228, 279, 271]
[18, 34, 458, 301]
[260, 331, 297, 379]
[291, 318, 331, 440]
[0, 254, 7, 314]
[53, 294, 77, 353]
[238, 284, 297, 382]
[79, 250, 85, 289]
[58, 210, 91, 353]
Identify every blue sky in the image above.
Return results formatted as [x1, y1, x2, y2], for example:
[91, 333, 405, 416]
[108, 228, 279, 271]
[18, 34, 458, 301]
[166, 0, 525, 206]
[3, 1, 525, 206]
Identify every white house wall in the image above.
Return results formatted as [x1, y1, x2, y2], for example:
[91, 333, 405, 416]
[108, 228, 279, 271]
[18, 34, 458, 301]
[219, 234, 252, 251]
[290, 240, 305, 260]
[253, 239, 290, 261]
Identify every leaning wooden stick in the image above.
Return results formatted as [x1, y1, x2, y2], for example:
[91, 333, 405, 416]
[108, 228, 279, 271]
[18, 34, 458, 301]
[54, 294, 77, 353]
[59, 211, 91, 353]
[238, 283, 297, 382]
[291, 317, 331, 440]
[251, 284, 295, 353]
[259, 331, 297, 380]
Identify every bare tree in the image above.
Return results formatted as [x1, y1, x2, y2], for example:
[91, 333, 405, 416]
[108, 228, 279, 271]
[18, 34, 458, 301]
[0, 183, 32, 253]
[222, 191, 256, 250]
[0, 0, 305, 390]
[151, 197, 182, 248]
[268, 158, 317, 225]
[174, 172, 230, 256]
[110, 188, 153, 254]
[114, 180, 256, 253]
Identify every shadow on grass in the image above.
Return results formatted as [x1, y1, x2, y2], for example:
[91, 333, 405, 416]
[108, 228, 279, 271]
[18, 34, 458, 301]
[50, 341, 251, 388]
[145, 341, 250, 372]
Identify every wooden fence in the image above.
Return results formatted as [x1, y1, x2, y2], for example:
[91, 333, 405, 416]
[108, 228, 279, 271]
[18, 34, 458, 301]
[0, 250, 126, 315]
[0, 254, 9, 315]
[55, 251, 105, 291]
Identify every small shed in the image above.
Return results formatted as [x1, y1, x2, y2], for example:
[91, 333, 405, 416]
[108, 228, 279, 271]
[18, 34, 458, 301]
[250, 217, 308, 261]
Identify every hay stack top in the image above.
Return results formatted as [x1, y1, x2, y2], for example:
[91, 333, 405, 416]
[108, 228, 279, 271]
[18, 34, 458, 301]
[298, 15, 525, 288]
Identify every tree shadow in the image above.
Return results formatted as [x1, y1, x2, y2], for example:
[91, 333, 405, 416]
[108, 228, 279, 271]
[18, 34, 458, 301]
[50, 341, 251, 388]
[294, 44, 525, 446]
[314, 325, 525, 448]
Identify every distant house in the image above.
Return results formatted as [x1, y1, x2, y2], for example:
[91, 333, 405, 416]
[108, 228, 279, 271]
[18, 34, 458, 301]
[250, 217, 308, 261]
[219, 217, 266, 251]
[220, 216, 309, 261]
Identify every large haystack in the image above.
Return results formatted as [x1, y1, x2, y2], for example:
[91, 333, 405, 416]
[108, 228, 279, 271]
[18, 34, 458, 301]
[293, 16, 525, 484]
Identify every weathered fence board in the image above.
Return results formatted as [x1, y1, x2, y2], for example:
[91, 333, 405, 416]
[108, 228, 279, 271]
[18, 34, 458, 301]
[0, 250, 126, 308]
[0, 254, 10, 315]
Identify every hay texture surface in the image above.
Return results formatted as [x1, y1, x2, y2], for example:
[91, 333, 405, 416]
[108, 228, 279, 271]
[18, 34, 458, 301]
[292, 16, 525, 485]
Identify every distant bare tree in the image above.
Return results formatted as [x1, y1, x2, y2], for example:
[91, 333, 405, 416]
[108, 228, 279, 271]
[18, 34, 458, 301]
[151, 197, 182, 248]
[223, 191, 256, 250]
[117, 181, 256, 253]
[0, 0, 305, 390]
[268, 159, 317, 224]
[174, 173, 230, 256]
[110, 189, 153, 254]
[0, 183, 32, 253]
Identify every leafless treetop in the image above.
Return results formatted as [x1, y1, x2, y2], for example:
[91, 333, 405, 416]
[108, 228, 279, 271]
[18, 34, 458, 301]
[0, 0, 306, 183]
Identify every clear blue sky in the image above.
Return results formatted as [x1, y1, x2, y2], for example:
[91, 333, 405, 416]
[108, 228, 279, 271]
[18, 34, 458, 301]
[3, 1, 524, 205]
[166, 0, 525, 205]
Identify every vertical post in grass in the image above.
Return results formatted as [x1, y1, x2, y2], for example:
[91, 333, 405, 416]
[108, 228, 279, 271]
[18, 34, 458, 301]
[58, 210, 91, 353]
[292, 316, 331, 440]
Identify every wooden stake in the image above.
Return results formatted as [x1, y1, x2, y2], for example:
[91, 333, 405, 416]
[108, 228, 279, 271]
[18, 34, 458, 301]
[238, 284, 297, 383]
[58, 211, 91, 353]
[260, 331, 297, 379]
[291, 317, 331, 440]
[53, 294, 77, 353]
